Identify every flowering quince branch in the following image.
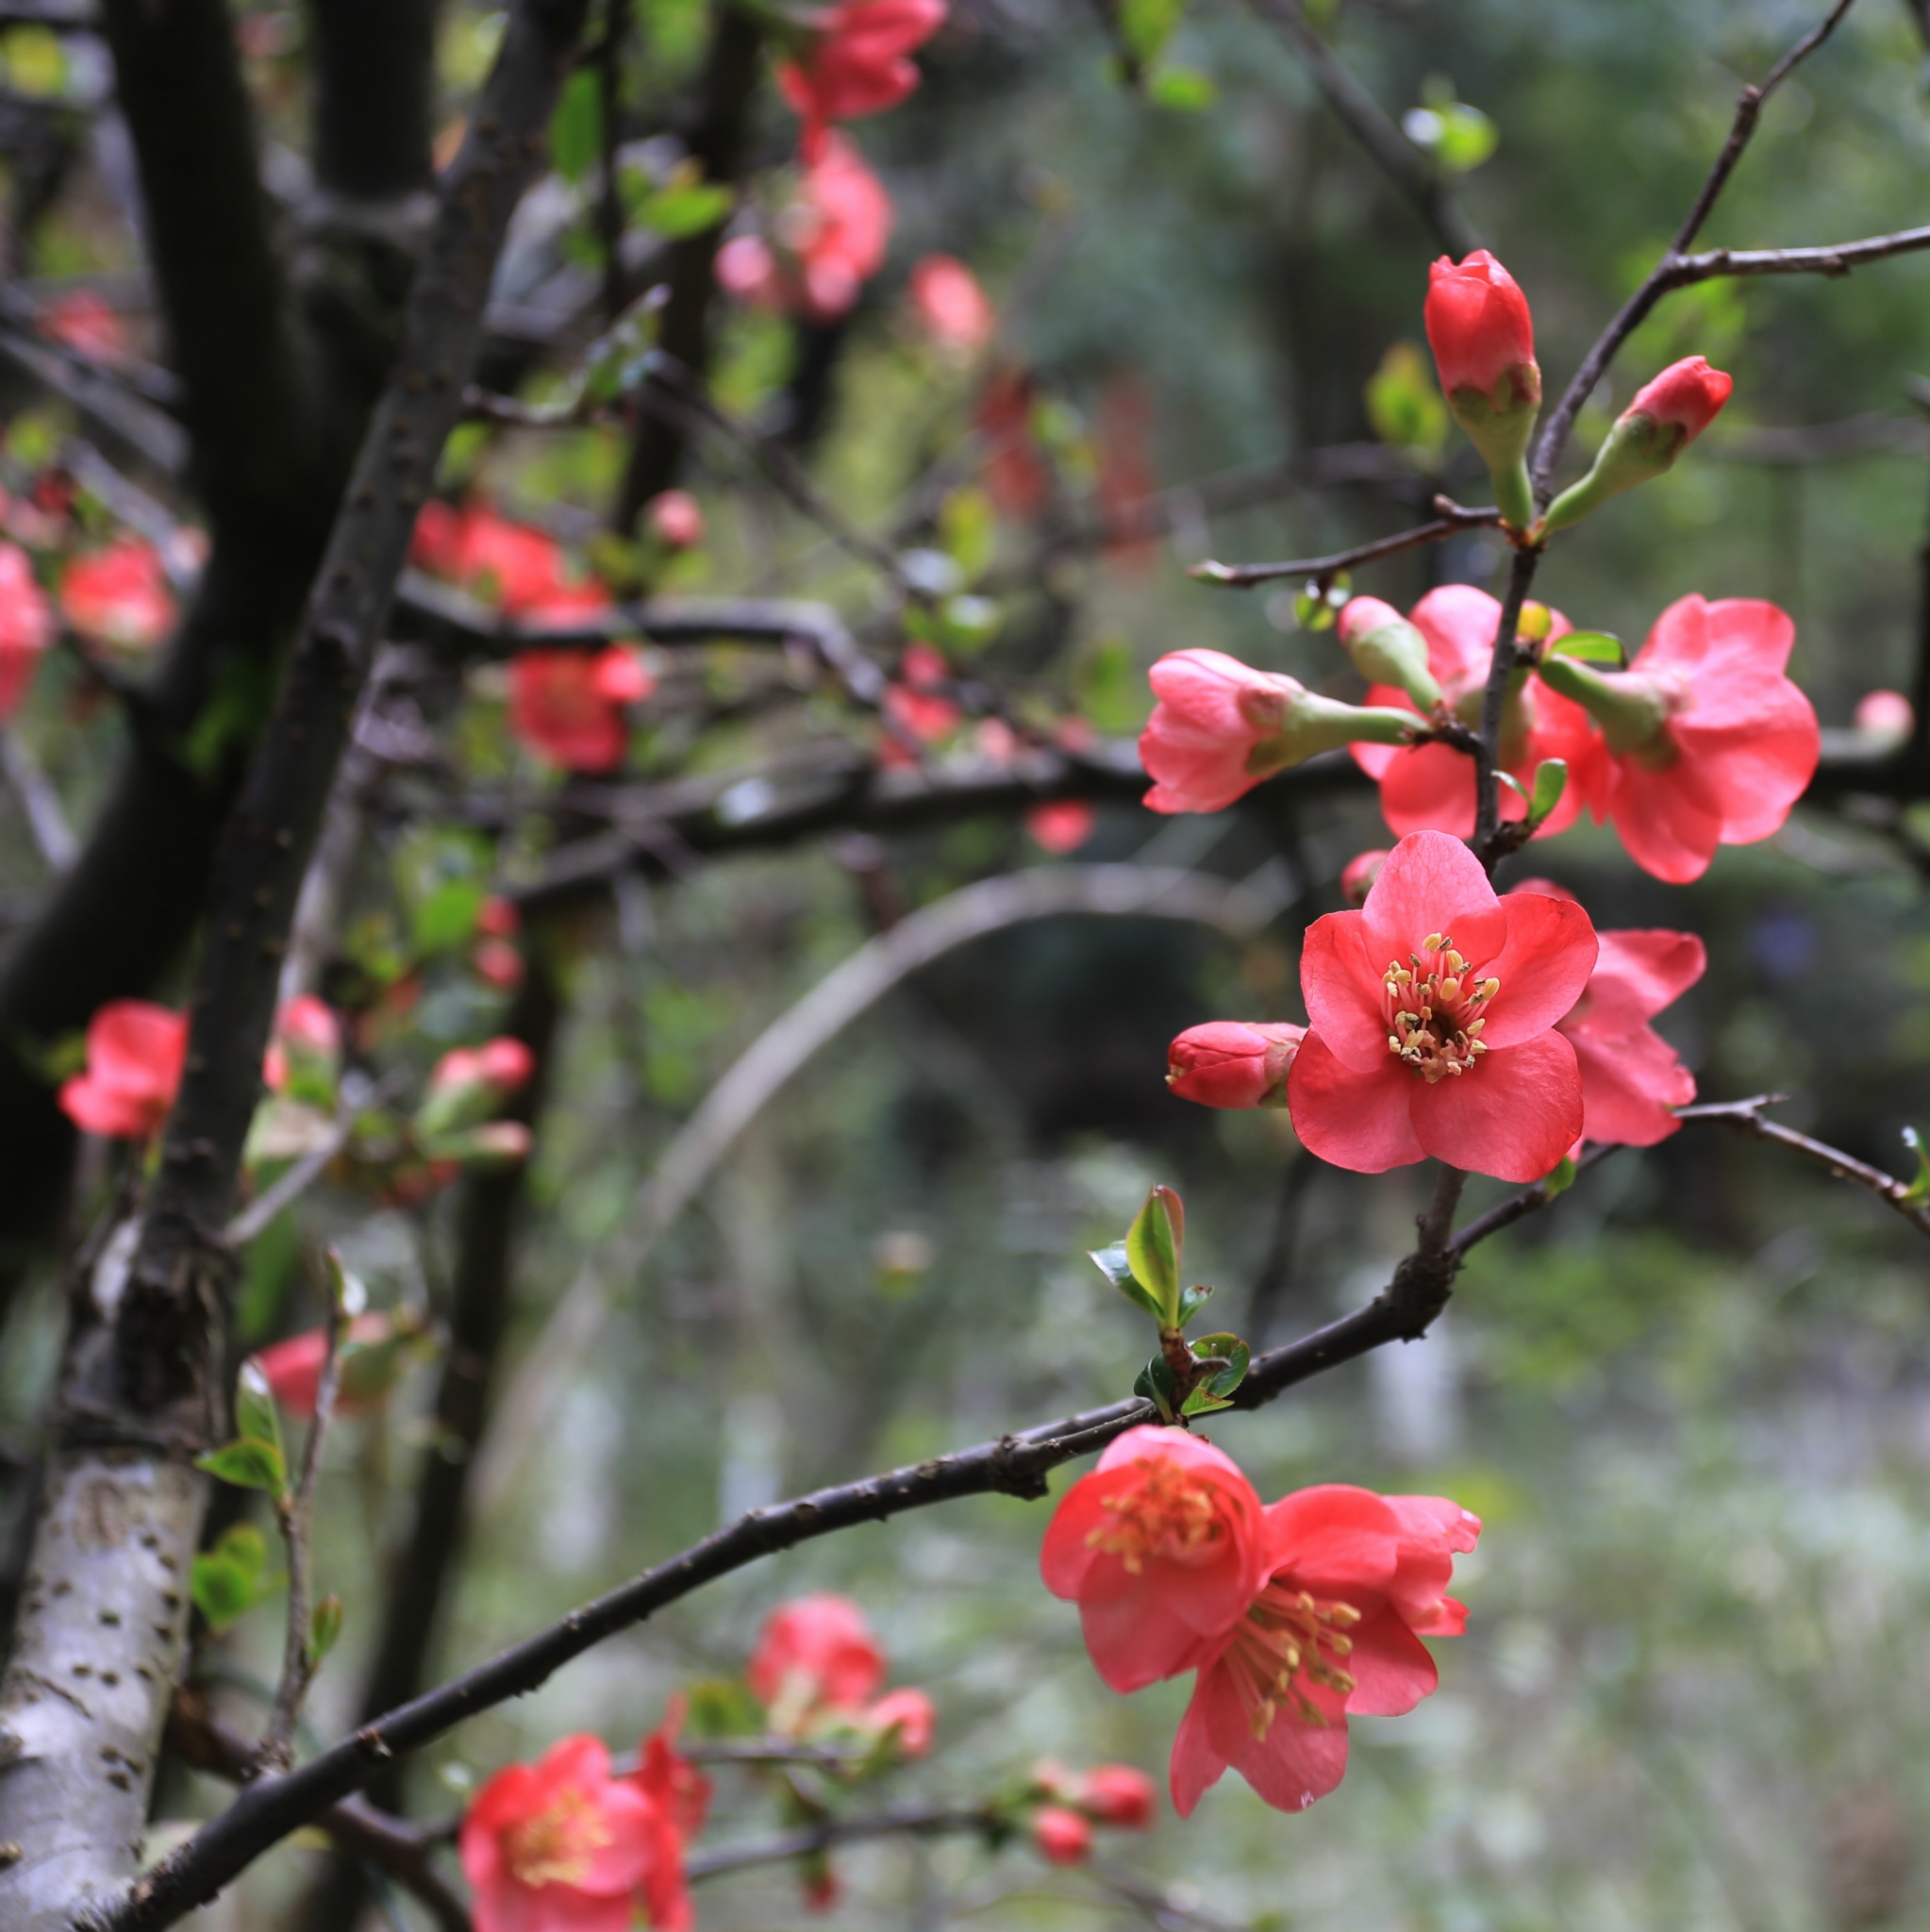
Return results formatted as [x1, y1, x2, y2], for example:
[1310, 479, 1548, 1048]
[1189, 502, 1502, 591]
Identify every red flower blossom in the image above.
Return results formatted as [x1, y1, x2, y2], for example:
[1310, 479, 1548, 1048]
[411, 501, 610, 620]
[1040, 1424, 1269, 1693]
[1538, 594, 1820, 884]
[718, 136, 892, 322]
[1287, 830, 1596, 1182]
[1170, 1486, 1479, 1816]
[1026, 799, 1096, 853]
[509, 646, 654, 773]
[253, 1313, 411, 1421]
[1424, 250, 1535, 400]
[474, 939, 526, 991]
[909, 253, 993, 356]
[39, 289, 128, 362]
[262, 993, 341, 1094]
[60, 536, 175, 652]
[749, 1593, 887, 1725]
[460, 1735, 669, 1932]
[1077, 1764, 1157, 1829]
[625, 1707, 710, 1932]
[883, 643, 960, 746]
[58, 999, 188, 1139]
[0, 541, 53, 718]
[1165, 1021, 1305, 1109]
[1628, 355, 1732, 444]
[1347, 586, 1597, 841]
[644, 491, 705, 550]
[1140, 649, 1415, 815]
[478, 895, 523, 940]
[432, 1037, 537, 1098]
[861, 1685, 936, 1756]
[779, 0, 946, 158]
[1032, 1805, 1093, 1865]
[1557, 923, 1705, 1146]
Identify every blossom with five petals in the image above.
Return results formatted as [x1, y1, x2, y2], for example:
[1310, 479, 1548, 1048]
[509, 647, 654, 773]
[460, 1735, 670, 1932]
[1286, 830, 1596, 1182]
[411, 501, 610, 621]
[1171, 1486, 1479, 1815]
[58, 999, 188, 1139]
[1345, 586, 1597, 841]
[1537, 594, 1819, 883]
[749, 1593, 887, 1727]
[1040, 1425, 1269, 1692]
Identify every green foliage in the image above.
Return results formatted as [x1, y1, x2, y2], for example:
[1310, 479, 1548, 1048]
[189, 1524, 279, 1632]
[195, 1437, 287, 1493]
[550, 67, 602, 184]
[1365, 342, 1449, 459]
[1548, 629, 1626, 665]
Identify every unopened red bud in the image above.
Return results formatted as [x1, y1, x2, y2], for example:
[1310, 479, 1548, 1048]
[474, 939, 525, 991]
[645, 489, 705, 549]
[1078, 1764, 1156, 1829]
[1167, 1021, 1306, 1108]
[1032, 1806, 1093, 1866]
[1855, 688, 1914, 745]
[1340, 849, 1389, 907]
[1424, 250, 1540, 528]
[1542, 355, 1733, 534]
[476, 1037, 536, 1093]
[476, 894, 522, 940]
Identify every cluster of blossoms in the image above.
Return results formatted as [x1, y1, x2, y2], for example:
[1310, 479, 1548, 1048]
[1043, 1427, 1477, 1813]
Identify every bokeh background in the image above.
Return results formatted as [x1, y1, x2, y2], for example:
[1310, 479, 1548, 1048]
[3, 0, 1930, 1925]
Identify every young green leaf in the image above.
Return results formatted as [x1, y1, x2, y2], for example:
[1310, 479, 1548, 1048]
[234, 1358, 284, 1471]
[189, 1555, 257, 1632]
[1190, 1332, 1251, 1399]
[1548, 629, 1625, 666]
[1125, 1186, 1183, 1326]
[1090, 1241, 1166, 1322]
[1541, 1155, 1578, 1198]
[1132, 1354, 1178, 1424]
[1527, 758, 1569, 825]
[1174, 1282, 1215, 1327]
[195, 1438, 287, 1494]
[309, 1593, 344, 1664]
[1903, 1126, 1930, 1206]
[1179, 1384, 1234, 1418]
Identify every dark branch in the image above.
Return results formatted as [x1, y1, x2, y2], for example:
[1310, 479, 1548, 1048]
[1190, 503, 1501, 590]
[687, 1805, 1003, 1881]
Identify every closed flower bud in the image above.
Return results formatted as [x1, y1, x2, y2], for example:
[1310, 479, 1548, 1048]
[1542, 356, 1733, 534]
[1424, 251, 1540, 529]
[1077, 1764, 1156, 1829]
[1337, 597, 1443, 710]
[645, 489, 705, 550]
[1032, 1806, 1093, 1866]
[1167, 1021, 1306, 1108]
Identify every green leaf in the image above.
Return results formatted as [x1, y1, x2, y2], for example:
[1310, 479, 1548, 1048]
[1527, 758, 1569, 825]
[234, 1359, 284, 1469]
[1541, 1155, 1578, 1198]
[411, 877, 486, 954]
[1090, 1241, 1165, 1322]
[189, 1555, 257, 1632]
[1495, 769, 1529, 804]
[1365, 341, 1449, 458]
[636, 179, 735, 239]
[212, 1522, 272, 1582]
[939, 488, 996, 580]
[1433, 103, 1499, 175]
[195, 1437, 287, 1494]
[1117, 0, 1187, 68]
[1902, 1126, 1930, 1206]
[1174, 1282, 1214, 1326]
[550, 67, 601, 183]
[1125, 1186, 1183, 1326]
[1179, 1385, 1234, 1417]
[1549, 629, 1625, 666]
[1190, 1331, 1251, 1398]
[309, 1593, 343, 1664]
[1132, 1353, 1178, 1423]
[1147, 64, 1216, 110]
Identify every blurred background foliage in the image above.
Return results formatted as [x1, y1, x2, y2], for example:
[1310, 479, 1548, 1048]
[2, 0, 1930, 1925]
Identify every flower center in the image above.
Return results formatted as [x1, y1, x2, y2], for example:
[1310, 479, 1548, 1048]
[1087, 1459, 1225, 1574]
[1222, 1579, 1362, 1740]
[1384, 932, 1499, 1084]
[504, 1788, 612, 1890]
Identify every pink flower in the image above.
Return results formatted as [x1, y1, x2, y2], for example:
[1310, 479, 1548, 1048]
[1040, 1424, 1269, 1693]
[861, 1686, 936, 1756]
[883, 646, 960, 745]
[478, 895, 523, 939]
[474, 940, 526, 991]
[1340, 849, 1388, 908]
[1077, 1764, 1156, 1829]
[39, 289, 127, 362]
[1539, 594, 1820, 884]
[262, 993, 341, 1094]
[1026, 800, 1095, 853]
[626, 1708, 710, 1932]
[253, 1313, 408, 1421]
[1627, 355, 1732, 444]
[460, 1736, 666, 1932]
[749, 1594, 887, 1724]
[58, 999, 188, 1139]
[723, 137, 893, 322]
[60, 536, 174, 652]
[1423, 250, 1536, 402]
[1556, 924, 1705, 1147]
[1032, 1806, 1093, 1865]
[509, 647, 654, 773]
[411, 502, 610, 620]
[1855, 689, 1915, 743]
[909, 254, 992, 355]
[644, 491, 705, 550]
[1349, 586, 1597, 841]
[1140, 649, 1416, 814]
[1171, 1486, 1478, 1816]
[0, 541, 53, 718]
[1287, 830, 1596, 1183]
[432, 1037, 537, 1097]
[1166, 1021, 1305, 1109]
[778, 0, 946, 159]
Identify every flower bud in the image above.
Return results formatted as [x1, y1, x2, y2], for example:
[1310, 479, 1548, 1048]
[1855, 688, 1914, 746]
[1532, 653, 1678, 757]
[1424, 251, 1541, 529]
[473, 939, 525, 991]
[1077, 1764, 1156, 1829]
[1541, 356, 1733, 534]
[1337, 597, 1442, 709]
[1166, 1021, 1306, 1108]
[1340, 848, 1389, 907]
[860, 1686, 935, 1757]
[645, 489, 705, 550]
[1032, 1806, 1093, 1866]
[418, 1037, 537, 1140]
[262, 994, 341, 1099]
[476, 894, 522, 940]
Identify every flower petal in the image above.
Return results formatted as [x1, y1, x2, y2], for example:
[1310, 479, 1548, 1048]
[1287, 1032, 1426, 1174]
[1341, 1607, 1439, 1718]
[1570, 1026, 1694, 1146]
[1264, 1486, 1400, 1600]
[1475, 891, 1598, 1049]
[1300, 911, 1398, 1072]
[1359, 830, 1505, 964]
[1408, 1030, 1582, 1183]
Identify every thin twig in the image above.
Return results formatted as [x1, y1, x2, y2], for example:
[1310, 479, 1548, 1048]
[1471, 543, 1541, 861]
[1531, 0, 1859, 496]
[221, 1109, 356, 1249]
[1449, 1142, 1619, 1253]
[1677, 1094, 1930, 1241]
[1190, 503, 1501, 588]
[686, 1804, 1001, 1880]
[256, 1287, 349, 1774]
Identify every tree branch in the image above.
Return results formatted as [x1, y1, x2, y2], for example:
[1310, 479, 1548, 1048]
[1530, 0, 1859, 498]
[686, 1804, 1003, 1881]
[1190, 502, 1501, 589]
